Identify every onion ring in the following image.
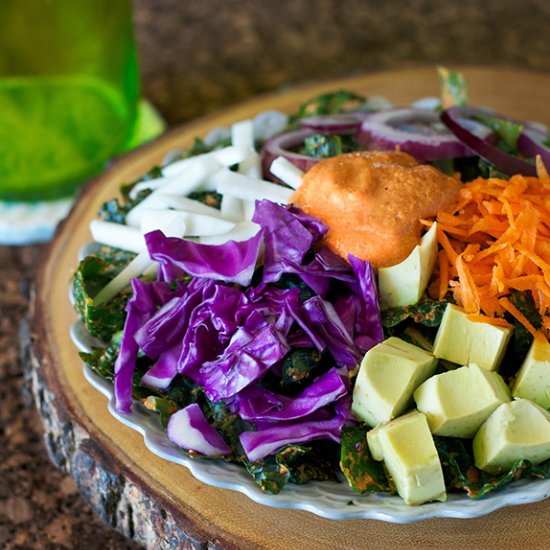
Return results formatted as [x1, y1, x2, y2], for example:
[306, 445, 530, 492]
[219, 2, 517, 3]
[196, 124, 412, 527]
[441, 107, 537, 177]
[261, 128, 321, 181]
[356, 108, 491, 162]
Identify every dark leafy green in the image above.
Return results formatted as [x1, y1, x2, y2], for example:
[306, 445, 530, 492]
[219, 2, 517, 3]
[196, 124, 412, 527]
[382, 299, 450, 329]
[500, 290, 542, 378]
[340, 426, 393, 494]
[302, 134, 359, 160]
[435, 437, 550, 498]
[275, 442, 340, 484]
[244, 459, 290, 494]
[473, 113, 523, 154]
[73, 251, 136, 341]
[288, 89, 366, 127]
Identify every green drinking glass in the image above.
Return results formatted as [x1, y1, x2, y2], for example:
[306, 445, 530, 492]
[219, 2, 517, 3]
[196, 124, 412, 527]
[0, 0, 140, 200]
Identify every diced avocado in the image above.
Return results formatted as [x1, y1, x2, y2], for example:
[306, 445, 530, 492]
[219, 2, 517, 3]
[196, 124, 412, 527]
[352, 337, 438, 426]
[414, 363, 511, 438]
[367, 411, 446, 505]
[473, 398, 550, 474]
[366, 421, 386, 461]
[511, 337, 550, 408]
[432, 303, 512, 371]
[378, 222, 438, 310]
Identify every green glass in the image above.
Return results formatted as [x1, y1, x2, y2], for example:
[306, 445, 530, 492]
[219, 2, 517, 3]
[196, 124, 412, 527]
[0, 0, 140, 200]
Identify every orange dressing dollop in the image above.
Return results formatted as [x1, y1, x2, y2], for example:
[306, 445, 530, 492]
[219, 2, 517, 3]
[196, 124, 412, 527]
[291, 150, 460, 268]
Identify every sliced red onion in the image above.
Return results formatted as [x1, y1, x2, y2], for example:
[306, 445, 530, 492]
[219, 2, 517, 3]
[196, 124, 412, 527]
[518, 126, 550, 167]
[166, 403, 232, 456]
[356, 108, 491, 162]
[441, 107, 537, 176]
[299, 113, 364, 134]
[261, 128, 320, 181]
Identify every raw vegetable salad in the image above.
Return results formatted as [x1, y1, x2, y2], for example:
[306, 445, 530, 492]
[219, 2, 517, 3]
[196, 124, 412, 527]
[73, 67, 550, 504]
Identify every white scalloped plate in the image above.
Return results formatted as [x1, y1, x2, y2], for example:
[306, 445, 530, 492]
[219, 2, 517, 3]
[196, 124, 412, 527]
[70, 317, 550, 523]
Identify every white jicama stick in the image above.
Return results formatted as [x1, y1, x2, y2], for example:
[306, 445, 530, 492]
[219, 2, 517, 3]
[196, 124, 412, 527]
[210, 144, 252, 167]
[125, 193, 175, 228]
[89, 220, 146, 253]
[238, 151, 262, 178]
[93, 250, 153, 306]
[93, 218, 186, 306]
[140, 209, 235, 237]
[242, 200, 257, 222]
[231, 119, 255, 149]
[128, 176, 167, 200]
[199, 222, 260, 245]
[220, 194, 244, 222]
[125, 156, 222, 227]
[159, 155, 222, 196]
[213, 168, 293, 204]
[156, 194, 225, 218]
[269, 156, 304, 189]
[161, 145, 251, 178]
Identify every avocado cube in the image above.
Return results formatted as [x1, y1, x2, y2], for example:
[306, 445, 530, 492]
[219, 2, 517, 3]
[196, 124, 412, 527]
[414, 363, 511, 438]
[352, 337, 438, 426]
[367, 411, 447, 505]
[473, 398, 550, 474]
[511, 338, 550, 408]
[432, 304, 512, 371]
[378, 222, 438, 310]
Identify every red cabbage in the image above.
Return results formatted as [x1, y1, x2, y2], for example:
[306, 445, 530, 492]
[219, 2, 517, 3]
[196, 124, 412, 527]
[245, 284, 301, 336]
[297, 296, 360, 368]
[177, 280, 248, 384]
[112, 197, 385, 475]
[240, 416, 344, 462]
[200, 315, 290, 401]
[252, 200, 327, 283]
[347, 254, 384, 348]
[167, 404, 232, 456]
[114, 279, 167, 413]
[145, 228, 263, 286]
[234, 367, 347, 422]
[141, 343, 181, 390]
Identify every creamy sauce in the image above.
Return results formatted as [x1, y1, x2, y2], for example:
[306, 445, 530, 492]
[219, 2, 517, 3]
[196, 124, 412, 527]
[291, 150, 460, 268]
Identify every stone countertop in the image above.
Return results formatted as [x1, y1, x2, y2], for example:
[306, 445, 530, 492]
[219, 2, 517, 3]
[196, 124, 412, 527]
[0, 245, 140, 549]
[3, 1, 550, 548]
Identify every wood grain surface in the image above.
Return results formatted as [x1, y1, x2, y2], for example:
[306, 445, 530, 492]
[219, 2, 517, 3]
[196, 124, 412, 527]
[31, 66, 550, 549]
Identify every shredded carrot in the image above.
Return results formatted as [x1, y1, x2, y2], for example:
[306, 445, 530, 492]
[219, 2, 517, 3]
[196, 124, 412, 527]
[438, 249, 449, 301]
[466, 312, 511, 328]
[499, 296, 546, 342]
[433, 172, 550, 339]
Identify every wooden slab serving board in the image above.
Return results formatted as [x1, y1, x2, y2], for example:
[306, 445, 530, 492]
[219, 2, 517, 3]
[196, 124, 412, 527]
[31, 66, 550, 550]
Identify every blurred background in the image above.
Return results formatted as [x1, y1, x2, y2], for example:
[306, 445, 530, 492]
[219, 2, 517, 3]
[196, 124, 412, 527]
[134, 0, 550, 125]
[3, 0, 550, 548]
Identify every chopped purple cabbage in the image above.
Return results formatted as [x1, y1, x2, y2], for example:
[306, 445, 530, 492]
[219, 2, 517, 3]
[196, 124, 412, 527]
[114, 279, 168, 413]
[234, 367, 347, 422]
[252, 200, 327, 283]
[240, 415, 344, 462]
[167, 404, 231, 456]
[145, 228, 263, 286]
[112, 199, 383, 467]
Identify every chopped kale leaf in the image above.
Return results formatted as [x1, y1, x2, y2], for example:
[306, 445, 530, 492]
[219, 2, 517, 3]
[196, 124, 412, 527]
[435, 436, 550, 498]
[302, 134, 358, 159]
[280, 348, 329, 391]
[340, 426, 393, 494]
[244, 458, 290, 494]
[276, 442, 340, 484]
[273, 273, 316, 301]
[500, 290, 542, 377]
[72, 253, 135, 341]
